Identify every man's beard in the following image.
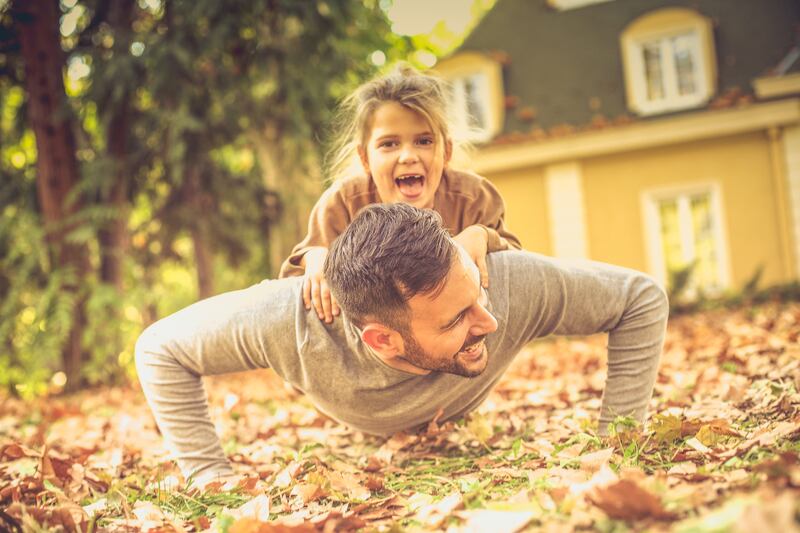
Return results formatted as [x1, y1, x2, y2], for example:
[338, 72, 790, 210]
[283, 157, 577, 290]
[400, 331, 488, 378]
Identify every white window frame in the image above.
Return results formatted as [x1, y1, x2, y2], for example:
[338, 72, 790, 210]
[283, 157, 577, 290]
[547, 0, 614, 11]
[621, 8, 716, 116]
[433, 52, 504, 145]
[449, 72, 493, 143]
[641, 182, 730, 293]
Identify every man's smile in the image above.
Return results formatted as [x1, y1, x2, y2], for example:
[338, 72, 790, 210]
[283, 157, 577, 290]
[457, 337, 486, 360]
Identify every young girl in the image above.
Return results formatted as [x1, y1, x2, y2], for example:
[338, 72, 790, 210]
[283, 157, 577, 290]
[280, 65, 522, 322]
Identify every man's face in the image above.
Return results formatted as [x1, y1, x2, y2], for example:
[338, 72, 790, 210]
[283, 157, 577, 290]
[398, 249, 498, 377]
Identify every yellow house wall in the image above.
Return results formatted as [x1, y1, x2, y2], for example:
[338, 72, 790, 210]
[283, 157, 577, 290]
[581, 131, 785, 287]
[484, 131, 787, 288]
[482, 167, 550, 254]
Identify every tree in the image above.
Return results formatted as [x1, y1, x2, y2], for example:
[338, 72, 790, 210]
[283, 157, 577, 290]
[0, 0, 396, 392]
[14, 0, 92, 391]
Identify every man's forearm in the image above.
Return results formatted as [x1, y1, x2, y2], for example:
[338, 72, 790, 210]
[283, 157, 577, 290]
[599, 275, 668, 434]
[134, 280, 298, 484]
[135, 325, 234, 484]
[491, 252, 668, 435]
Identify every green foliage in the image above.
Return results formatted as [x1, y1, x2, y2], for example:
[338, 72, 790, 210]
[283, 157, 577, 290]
[669, 263, 800, 317]
[0, 0, 400, 394]
[0, 0, 494, 394]
[666, 261, 697, 305]
[0, 205, 72, 397]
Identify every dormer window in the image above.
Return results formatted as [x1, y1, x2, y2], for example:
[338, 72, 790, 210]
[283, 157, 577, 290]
[621, 8, 716, 115]
[433, 52, 505, 144]
[449, 72, 490, 142]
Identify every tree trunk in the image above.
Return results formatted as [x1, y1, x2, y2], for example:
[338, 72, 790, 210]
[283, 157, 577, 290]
[254, 125, 322, 276]
[186, 166, 215, 299]
[15, 0, 92, 391]
[98, 0, 135, 290]
[98, 101, 130, 289]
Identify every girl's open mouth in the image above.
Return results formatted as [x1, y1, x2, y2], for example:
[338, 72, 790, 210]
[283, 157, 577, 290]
[395, 174, 425, 197]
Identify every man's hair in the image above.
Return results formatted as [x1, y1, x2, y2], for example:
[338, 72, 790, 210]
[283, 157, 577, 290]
[324, 203, 456, 331]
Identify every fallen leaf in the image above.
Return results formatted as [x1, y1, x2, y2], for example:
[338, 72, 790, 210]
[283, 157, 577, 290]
[667, 462, 698, 476]
[651, 414, 682, 443]
[1, 443, 38, 460]
[415, 492, 463, 529]
[229, 517, 316, 533]
[273, 461, 302, 488]
[290, 483, 322, 504]
[696, 424, 726, 447]
[452, 509, 536, 532]
[567, 464, 614, 496]
[734, 491, 800, 533]
[686, 437, 712, 454]
[589, 479, 674, 521]
[467, 412, 493, 444]
[230, 494, 271, 521]
[578, 447, 614, 472]
[327, 470, 370, 501]
[426, 407, 445, 435]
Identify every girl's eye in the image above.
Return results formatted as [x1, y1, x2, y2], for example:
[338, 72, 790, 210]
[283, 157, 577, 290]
[417, 137, 434, 146]
[378, 140, 397, 148]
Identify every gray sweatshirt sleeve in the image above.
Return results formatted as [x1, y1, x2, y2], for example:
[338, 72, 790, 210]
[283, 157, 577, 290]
[490, 251, 669, 434]
[135, 279, 300, 484]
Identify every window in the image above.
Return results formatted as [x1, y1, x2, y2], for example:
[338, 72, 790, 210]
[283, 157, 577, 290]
[449, 73, 491, 142]
[643, 184, 729, 294]
[621, 8, 716, 115]
[547, 0, 613, 11]
[433, 52, 505, 144]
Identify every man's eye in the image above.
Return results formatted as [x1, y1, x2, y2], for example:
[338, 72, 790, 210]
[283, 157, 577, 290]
[446, 314, 465, 330]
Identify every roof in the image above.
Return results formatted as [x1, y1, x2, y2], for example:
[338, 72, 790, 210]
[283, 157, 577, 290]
[457, 0, 800, 142]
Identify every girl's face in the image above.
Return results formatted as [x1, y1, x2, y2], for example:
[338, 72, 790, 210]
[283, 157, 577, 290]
[358, 101, 451, 209]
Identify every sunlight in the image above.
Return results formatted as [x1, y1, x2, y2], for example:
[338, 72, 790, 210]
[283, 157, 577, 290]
[386, 0, 474, 35]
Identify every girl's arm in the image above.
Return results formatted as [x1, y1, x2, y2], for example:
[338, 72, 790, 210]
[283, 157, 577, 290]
[278, 186, 352, 278]
[467, 177, 522, 253]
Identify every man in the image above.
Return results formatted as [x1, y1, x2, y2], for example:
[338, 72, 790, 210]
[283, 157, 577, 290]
[136, 204, 668, 485]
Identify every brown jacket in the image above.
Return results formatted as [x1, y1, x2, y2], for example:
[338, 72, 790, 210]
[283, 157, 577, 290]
[279, 169, 522, 278]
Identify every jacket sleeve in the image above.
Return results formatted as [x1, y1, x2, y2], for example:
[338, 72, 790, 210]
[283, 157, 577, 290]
[489, 251, 669, 435]
[468, 178, 522, 253]
[134, 279, 298, 484]
[279, 186, 352, 278]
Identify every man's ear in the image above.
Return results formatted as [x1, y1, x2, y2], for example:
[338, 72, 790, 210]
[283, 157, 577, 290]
[360, 322, 403, 359]
[357, 146, 370, 176]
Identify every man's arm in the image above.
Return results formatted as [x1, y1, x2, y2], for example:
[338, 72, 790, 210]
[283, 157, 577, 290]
[491, 251, 669, 435]
[135, 279, 299, 485]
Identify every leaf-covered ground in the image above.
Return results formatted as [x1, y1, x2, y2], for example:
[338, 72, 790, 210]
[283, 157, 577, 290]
[2, 302, 799, 532]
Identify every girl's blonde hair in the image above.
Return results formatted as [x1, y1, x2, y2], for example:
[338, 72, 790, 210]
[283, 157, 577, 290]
[325, 64, 471, 183]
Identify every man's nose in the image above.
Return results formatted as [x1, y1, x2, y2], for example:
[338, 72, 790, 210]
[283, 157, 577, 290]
[470, 305, 498, 337]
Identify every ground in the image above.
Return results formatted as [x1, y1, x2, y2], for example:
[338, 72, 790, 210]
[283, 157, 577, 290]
[1, 301, 799, 532]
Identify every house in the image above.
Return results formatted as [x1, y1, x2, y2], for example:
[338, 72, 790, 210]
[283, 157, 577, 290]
[434, 0, 800, 294]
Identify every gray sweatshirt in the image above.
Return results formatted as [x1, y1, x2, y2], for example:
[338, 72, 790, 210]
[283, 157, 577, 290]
[135, 251, 668, 483]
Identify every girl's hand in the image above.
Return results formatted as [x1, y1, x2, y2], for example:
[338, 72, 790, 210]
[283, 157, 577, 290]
[454, 225, 490, 288]
[302, 247, 340, 323]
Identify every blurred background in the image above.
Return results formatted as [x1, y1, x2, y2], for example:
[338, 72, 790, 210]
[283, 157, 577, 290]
[0, 0, 798, 397]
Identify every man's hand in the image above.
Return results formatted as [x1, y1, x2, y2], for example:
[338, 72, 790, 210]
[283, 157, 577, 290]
[454, 225, 490, 288]
[302, 247, 340, 323]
